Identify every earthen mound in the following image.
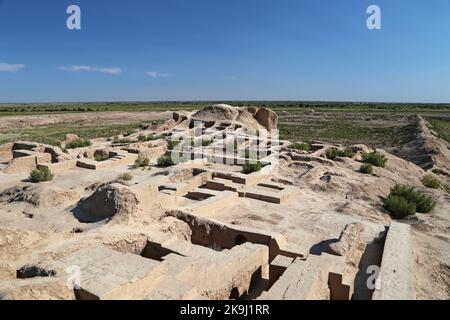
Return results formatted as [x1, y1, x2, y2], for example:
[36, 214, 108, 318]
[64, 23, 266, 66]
[78, 183, 139, 220]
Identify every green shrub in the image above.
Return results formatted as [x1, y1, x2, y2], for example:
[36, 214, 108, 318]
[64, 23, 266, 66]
[118, 173, 133, 181]
[94, 154, 109, 162]
[362, 151, 387, 168]
[326, 148, 355, 160]
[243, 161, 262, 174]
[167, 139, 181, 150]
[360, 163, 374, 174]
[157, 155, 175, 167]
[202, 139, 213, 147]
[289, 142, 310, 152]
[422, 175, 441, 189]
[137, 135, 147, 142]
[389, 184, 436, 214]
[30, 167, 54, 183]
[132, 155, 150, 169]
[383, 195, 416, 219]
[65, 139, 92, 149]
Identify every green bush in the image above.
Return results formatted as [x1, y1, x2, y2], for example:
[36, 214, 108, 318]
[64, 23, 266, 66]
[202, 139, 213, 147]
[326, 148, 355, 160]
[360, 163, 374, 174]
[383, 195, 416, 219]
[118, 173, 133, 181]
[422, 175, 441, 189]
[362, 151, 387, 168]
[289, 142, 310, 152]
[30, 167, 54, 183]
[65, 139, 92, 149]
[157, 155, 175, 167]
[94, 154, 109, 162]
[132, 155, 150, 169]
[388, 184, 436, 214]
[167, 139, 181, 150]
[243, 161, 262, 174]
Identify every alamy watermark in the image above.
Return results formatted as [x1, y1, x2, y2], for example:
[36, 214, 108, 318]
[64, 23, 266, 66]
[66, 5, 382, 31]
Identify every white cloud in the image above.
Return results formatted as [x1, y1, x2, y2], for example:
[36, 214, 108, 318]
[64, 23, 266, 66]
[0, 62, 25, 72]
[146, 71, 169, 78]
[59, 65, 122, 75]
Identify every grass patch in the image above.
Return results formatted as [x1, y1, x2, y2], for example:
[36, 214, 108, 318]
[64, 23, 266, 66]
[422, 174, 441, 189]
[132, 155, 150, 169]
[360, 163, 374, 175]
[66, 139, 92, 149]
[325, 147, 355, 160]
[427, 118, 450, 143]
[362, 151, 387, 168]
[30, 167, 54, 183]
[94, 154, 109, 162]
[157, 155, 175, 167]
[118, 173, 133, 181]
[288, 142, 310, 152]
[243, 161, 262, 174]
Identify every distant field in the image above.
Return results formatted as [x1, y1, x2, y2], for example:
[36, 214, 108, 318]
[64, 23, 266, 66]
[1, 101, 450, 116]
[278, 112, 418, 148]
[0, 101, 449, 148]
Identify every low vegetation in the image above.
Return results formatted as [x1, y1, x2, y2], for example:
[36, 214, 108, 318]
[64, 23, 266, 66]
[138, 133, 164, 142]
[157, 155, 175, 167]
[30, 167, 54, 183]
[202, 138, 213, 147]
[432, 168, 449, 177]
[289, 142, 310, 152]
[325, 147, 355, 160]
[167, 139, 181, 150]
[118, 173, 133, 181]
[422, 175, 441, 189]
[360, 163, 374, 175]
[362, 151, 387, 168]
[94, 154, 109, 162]
[383, 184, 436, 218]
[65, 139, 92, 149]
[243, 161, 262, 174]
[132, 155, 150, 169]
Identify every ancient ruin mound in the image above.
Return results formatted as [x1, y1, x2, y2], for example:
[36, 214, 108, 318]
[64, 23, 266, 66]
[78, 183, 139, 221]
[391, 116, 450, 171]
[188, 104, 278, 131]
[0, 104, 448, 300]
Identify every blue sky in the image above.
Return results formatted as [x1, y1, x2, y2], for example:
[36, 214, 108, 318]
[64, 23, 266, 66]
[0, 0, 449, 103]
